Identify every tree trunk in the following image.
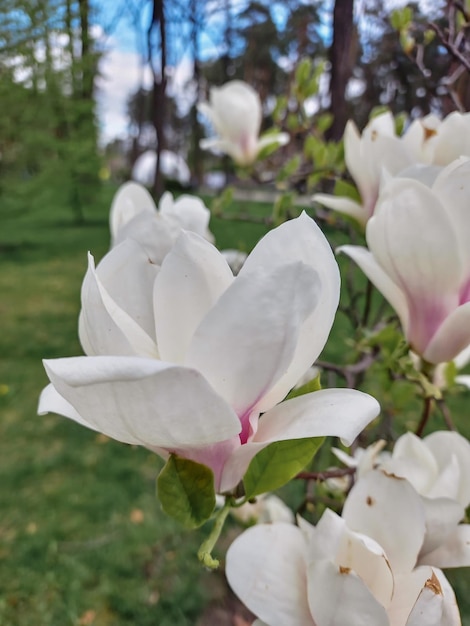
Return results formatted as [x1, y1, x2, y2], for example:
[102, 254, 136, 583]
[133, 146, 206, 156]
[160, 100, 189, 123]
[326, 0, 355, 141]
[149, 0, 167, 200]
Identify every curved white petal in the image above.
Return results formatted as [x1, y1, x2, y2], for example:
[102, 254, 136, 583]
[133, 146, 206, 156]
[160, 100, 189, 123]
[343, 470, 426, 573]
[368, 179, 461, 299]
[388, 566, 434, 626]
[43, 356, 240, 448]
[187, 261, 321, 421]
[424, 431, 470, 508]
[434, 569, 462, 626]
[239, 212, 341, 411]
[387, 432, 439, 494]
[420, 497, 464, 557]
[307, 560, 390, 626]
[420, 525, 470, 569]
[112, 210, 179, 265]
[109, 181, 156, 244]
[219, 388, 379, 493]
[79, 246, 159, 358]
[254, 388, 379, 446]
[226, 523, 315, 626]
[423, 302, 470, 364]
[164, 194, 212, 239]
[405, 569, 446, 626]
[432, 157, 470, 275]
[312, 194, 368, 225]
[154, 232, 233, 364]
[338, 245, 409, 331]
[38, 383, 96, 430]
[336, 526, 394, 608]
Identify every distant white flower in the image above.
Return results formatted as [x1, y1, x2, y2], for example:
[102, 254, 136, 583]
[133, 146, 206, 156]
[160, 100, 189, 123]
[198, 80, 289, 166]
[313, 112, 415, 226]
[109, 182, 214, 263]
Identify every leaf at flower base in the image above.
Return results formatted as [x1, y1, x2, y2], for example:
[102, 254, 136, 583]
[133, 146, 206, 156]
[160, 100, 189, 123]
[157, 455, 216, 528]
[286, 374, 322, 400]
[243, 437, 325, 498]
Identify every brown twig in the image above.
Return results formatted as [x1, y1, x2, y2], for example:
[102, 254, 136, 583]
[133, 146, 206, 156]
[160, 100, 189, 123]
[296, 467, 356, 481]
[415, 396, 434, 437]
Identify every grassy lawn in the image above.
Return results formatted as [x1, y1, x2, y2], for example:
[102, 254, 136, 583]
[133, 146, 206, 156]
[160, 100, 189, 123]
[1, 184, 470, 624]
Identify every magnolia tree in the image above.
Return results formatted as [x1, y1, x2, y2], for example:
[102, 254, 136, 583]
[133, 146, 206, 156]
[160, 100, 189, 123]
[38, 71, 470, 623]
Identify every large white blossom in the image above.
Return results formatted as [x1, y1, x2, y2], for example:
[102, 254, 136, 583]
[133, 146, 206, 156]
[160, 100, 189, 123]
[339, 157, 470, 364]
[227, 471, 462, 626]
[226, 470, 461, 626]
[39, 212, 379, 493]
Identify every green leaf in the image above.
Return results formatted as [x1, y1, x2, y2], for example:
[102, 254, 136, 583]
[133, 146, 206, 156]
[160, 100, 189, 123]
[157, 455, 215, 528]
[286, 374, 322, 400]
[243, 437, 325, 498]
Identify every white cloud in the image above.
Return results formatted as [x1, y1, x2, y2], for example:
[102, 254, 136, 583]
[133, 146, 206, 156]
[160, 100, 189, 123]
[95, 47, 153, 145]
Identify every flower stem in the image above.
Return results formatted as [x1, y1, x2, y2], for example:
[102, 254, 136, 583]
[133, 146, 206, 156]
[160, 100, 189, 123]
[197, 499, 231, 570]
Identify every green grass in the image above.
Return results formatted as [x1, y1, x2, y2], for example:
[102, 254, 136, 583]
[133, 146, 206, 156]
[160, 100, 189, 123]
[1, 184, 470, 624]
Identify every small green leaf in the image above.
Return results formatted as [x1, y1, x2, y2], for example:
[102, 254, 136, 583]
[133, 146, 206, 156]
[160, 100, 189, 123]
[243, 437, 325, 498]
[286, 374, 322, 400]
[157, 455, 215, 528]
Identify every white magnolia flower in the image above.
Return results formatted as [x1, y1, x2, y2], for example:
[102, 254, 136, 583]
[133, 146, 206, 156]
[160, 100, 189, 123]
[109, 182, 214, 263]
[340, 157, 470, 364]
[39, 213, 379, 493]
[198, 80, 289, 166]
[227, 478, 461, 626]
[313, 112, 415, 226]
[314, 111, 470, 226]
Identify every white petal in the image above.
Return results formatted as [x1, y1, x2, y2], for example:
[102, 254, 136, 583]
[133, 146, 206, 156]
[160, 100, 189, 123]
[238, 212, 341, 411]
[405, 569, 446, 626]
[154, 232, 233, 364]
[312, 194, 368, 225]
[187, 261, 321, 422]
[80, 245, 158, 358]
[112, 210, 179, 265]
[433, 568, 462, 626]
[425, 431, 470, 507]
[109, 182, 156, 243]
[226, 523, 315, 626]
[307, 560, 390, 626]
[43, 356, 240, 448]
[336, 526, 394, 609]
[162, 194, 212, 240]
[306, 508, 345, 561]
[385, 432, 439, 495]
[419, 497, 464, 557]
[368, 179, 461, 299]
[338, 245, 409, 331]
[257, 131, 290, 150]
[388, 566, 434, 626]
[420, 525, 470, 569]
[38, 383, 96, 430]
[423, 302, 470, 364]
[343, 469, 426, 573]
[218, 388, 380, 493]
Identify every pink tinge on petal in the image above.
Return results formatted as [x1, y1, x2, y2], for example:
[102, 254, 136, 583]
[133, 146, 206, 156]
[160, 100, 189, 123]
[459, 276, 470, 304]
[171, 437, 240, 492]
[407, 294, 457, 356]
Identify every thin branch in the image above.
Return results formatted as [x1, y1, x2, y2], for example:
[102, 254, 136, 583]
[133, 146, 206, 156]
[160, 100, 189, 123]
[296, 467, 356, 481]
[415, 396, 433, 437]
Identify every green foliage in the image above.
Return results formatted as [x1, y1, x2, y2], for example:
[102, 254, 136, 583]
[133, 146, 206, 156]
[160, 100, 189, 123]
[157, 456, 216, 529]
[243, 438, 325, 498]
